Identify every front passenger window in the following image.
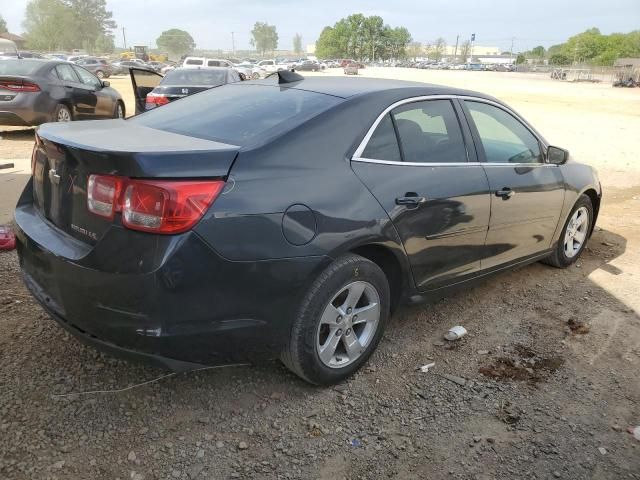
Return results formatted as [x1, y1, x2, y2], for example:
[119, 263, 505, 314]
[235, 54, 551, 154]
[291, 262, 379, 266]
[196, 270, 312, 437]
[465, 101, 542, 164]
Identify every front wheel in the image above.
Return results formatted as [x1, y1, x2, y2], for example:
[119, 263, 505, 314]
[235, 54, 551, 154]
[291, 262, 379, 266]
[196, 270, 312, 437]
[251, 72, 260, 80]
[543, 194, 593, 268]
[95, 70, 105, 79]
[114, 101, 125, 119]
[282, 253, 390, 385]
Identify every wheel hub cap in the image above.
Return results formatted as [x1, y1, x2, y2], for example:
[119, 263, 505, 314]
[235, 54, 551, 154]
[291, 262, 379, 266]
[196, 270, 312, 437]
[563, 206, 589, 258]
[316, 280, 381, 368]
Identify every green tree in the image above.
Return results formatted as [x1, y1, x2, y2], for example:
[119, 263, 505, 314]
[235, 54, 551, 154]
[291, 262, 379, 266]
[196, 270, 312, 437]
[250, 22, 278, 57]
[0, 14, 8, 33]
[315, 13, 411, 60]
[156, 28, 195, 58]
[293, 33, 302, 55]
[549, 53, 571, 65]
[531, 45, 545, 57]
[23, 0, 115, 51]
[516, 53, 527, 64]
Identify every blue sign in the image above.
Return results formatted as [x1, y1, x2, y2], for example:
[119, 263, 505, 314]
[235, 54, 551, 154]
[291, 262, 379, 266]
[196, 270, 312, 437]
[471, 34, 476, 41]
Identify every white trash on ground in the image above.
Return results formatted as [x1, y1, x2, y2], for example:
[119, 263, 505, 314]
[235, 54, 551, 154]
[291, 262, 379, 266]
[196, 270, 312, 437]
[444, 326, 467, 341]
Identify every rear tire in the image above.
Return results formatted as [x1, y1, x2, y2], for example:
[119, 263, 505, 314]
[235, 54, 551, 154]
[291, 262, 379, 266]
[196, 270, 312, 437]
[543, 194, 593, 268]
[95, 70, 105, 79]
[251, 72, 260, 80]
[282, 253, 390, 385]
[54, 104, 72, 122]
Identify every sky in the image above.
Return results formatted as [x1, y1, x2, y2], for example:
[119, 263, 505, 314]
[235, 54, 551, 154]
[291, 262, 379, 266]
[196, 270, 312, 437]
[1, 0, 639, 53]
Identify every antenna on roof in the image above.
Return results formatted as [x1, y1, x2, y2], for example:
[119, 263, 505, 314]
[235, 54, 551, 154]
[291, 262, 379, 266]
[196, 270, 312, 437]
[268, 70, 304, 84]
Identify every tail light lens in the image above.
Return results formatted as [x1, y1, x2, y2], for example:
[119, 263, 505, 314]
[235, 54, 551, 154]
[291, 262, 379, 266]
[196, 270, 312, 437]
[0, 80, 41, 92]
[145, 93, 169, 109]
[87, 175, 123, 220]
[87, 175, 224, 234]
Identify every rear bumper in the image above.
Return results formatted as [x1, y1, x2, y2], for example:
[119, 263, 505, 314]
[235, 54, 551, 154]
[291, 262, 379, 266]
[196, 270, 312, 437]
[0, 93, 54, 126]
[14, 200, 331, 368]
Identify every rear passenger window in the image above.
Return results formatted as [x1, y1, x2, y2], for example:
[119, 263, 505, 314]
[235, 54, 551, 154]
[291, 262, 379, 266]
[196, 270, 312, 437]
[55, 64, 79, 82]
[391, 100, 467, 163]
[361, 114, 401, 162]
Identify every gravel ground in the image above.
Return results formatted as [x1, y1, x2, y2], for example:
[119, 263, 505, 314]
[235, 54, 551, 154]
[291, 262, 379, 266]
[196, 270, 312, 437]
[1, 68, 639, 479]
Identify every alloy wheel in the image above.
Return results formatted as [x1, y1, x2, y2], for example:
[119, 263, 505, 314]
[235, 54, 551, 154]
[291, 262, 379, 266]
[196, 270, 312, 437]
[57, 107, 71, 122]
[564, 206, 589, 258]
[316, 281, 381, 368]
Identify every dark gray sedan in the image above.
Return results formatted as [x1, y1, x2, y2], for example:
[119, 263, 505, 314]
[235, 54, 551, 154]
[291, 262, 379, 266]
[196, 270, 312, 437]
[0, 59, 124, 126]
[14, 74, 601, 385]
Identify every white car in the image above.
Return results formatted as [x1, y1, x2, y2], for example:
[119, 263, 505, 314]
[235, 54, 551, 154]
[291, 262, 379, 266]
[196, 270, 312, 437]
[182, 57, 251, 80]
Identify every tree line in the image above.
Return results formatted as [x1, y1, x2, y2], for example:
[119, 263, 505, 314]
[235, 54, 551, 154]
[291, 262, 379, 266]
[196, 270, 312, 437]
[23, 0, 115, 53]
[315, 14, 412, 60]
[523, 28, 640, 66]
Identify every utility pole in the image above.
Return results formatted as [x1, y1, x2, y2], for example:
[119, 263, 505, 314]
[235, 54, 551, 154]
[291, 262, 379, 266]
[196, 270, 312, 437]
[231, 32, 235, 56]
[453, 34, 459, 60]
[509, 37, 514, 65]
[122, 26, 127, 49]
[468, 33, 475, 67]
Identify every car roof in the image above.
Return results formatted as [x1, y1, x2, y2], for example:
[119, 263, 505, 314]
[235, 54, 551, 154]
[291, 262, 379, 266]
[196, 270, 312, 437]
[170, 66, 229, 73]
[244, 76, 494, 101]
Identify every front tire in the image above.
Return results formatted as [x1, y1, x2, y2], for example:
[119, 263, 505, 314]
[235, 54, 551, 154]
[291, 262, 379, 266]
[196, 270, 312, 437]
[543, 194, 593, 268]
[282, 253, 390, 385]
[114, 101, 125, 119]
[95, 70, 105, 79]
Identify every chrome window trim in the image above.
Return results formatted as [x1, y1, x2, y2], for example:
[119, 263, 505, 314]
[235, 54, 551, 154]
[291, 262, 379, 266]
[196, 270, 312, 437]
[355, 157, 557, 168]
[351, 94, 549, 166]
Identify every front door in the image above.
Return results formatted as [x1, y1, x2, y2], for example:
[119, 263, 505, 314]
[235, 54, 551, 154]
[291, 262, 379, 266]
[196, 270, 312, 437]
[461, 99, 565, 269]
[72, 65, 112, 118]
[129, 68, 163, 114]
[352, 98, 491, 291]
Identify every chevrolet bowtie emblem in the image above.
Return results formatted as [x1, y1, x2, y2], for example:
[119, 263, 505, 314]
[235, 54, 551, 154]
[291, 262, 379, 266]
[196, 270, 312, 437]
[49, 169, 61, 185]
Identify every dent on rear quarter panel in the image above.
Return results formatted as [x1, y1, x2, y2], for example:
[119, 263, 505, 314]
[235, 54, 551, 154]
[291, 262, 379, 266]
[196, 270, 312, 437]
[193, 96, 407, 262]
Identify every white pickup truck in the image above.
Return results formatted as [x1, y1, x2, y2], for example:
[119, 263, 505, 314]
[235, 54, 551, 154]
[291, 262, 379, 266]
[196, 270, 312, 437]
[254, 59, 292, 78]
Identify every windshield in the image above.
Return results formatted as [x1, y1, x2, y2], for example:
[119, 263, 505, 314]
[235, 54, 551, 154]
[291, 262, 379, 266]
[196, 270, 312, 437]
[0, 59, 45, 75]
[131, 83, 341, 146]
[161, 69, 227, 86]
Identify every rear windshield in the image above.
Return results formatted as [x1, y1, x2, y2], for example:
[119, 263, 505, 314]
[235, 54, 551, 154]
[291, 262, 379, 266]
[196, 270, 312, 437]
[0, 60, 44, 76]
[185, 59, 203, 65]
[130, 83, 341, 146]
[161, 69, 227, 86]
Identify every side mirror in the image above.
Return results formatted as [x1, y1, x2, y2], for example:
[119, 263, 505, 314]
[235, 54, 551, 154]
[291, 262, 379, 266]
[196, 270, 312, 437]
[101, 80, 110, 88]
[547, 145, 569, 165]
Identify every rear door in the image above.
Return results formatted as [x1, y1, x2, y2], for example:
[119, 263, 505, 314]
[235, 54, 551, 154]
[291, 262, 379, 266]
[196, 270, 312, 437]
[129, 68, 163, 114]
[351, 98, 491, 291]
[53, 63, 86, 118]
[461, 99, 565, 268]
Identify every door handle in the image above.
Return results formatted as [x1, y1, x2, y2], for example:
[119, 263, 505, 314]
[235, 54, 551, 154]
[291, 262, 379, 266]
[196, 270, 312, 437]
[495, 187, 515, 199]
[395, 193, 427, 207]
[64, 85, 73, 89]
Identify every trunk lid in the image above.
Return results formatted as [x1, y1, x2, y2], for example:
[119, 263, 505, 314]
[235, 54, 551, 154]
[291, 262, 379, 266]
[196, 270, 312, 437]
[32, 119, 239, 245]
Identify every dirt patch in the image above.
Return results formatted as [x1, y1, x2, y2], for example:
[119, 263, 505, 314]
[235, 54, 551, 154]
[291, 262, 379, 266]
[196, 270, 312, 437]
[479, 345, 564, 383]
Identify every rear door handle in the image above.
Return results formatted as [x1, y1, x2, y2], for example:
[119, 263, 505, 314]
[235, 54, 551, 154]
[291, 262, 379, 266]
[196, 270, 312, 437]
[395, 193, 427, 207]
[495, 187, 515, 199]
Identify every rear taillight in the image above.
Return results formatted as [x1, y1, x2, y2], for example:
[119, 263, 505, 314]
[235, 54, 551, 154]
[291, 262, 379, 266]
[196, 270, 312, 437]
[0, 80, 40, 92]
[145, 93, 169, 109]
[87, 175, 224, 234]
[87, 175, 123, 220]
